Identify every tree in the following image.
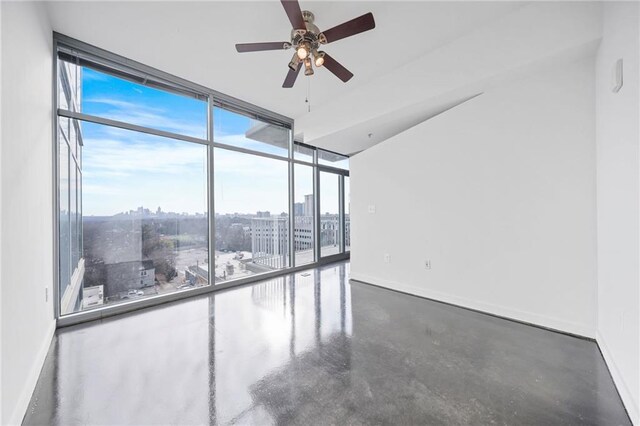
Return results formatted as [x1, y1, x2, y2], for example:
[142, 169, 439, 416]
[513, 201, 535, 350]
[142, 222, 177, 280]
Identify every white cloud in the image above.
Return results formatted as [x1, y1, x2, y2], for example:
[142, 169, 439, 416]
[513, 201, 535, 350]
[84, 97, 207, 138]
[83, 135, 206, 178]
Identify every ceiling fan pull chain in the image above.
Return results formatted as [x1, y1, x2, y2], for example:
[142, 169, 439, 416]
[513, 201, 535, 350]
[306, 77, 312, 112]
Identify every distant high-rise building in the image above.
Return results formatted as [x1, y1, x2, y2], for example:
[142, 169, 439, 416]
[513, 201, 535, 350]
[251, 216, 288, 269]
[249, 192, 349, 265]
[320, 214, 340, 248]
[304, 194, 314, 216]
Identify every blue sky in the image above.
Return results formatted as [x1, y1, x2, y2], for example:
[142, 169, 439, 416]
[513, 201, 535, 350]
[80, 67, 332, 216]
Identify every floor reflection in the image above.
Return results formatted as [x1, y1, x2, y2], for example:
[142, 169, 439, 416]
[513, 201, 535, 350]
[212, 264, 352, 424]
[25, 263, 352, 425]
[24, 261, 630, 425]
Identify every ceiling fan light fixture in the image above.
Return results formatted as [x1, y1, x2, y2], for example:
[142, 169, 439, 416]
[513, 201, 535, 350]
[304, 57, 314, 76]
[314, 50, 325, 67]
[296, 41, 311, 60]
[288, 53, 300, 71]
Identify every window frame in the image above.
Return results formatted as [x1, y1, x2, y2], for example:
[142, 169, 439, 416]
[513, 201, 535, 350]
[53, 32, 350, 327]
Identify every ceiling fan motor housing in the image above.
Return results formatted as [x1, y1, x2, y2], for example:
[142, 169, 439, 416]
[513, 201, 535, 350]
[291, 10, 322, 49]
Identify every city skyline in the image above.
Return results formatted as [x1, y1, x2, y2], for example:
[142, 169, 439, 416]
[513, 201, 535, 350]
[80, 203, 347, 218]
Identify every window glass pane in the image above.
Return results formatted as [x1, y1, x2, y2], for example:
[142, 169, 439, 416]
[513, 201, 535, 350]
[76, 121, 209, 313]
[70, 165, 79, 269]
[294, 164, 314, 265]
[59, 115, 70, 144]
[345, 176, 350, 252]
[58, 60, 81, 112]
[214, 107, 289, 157]
[59, 116, 81, 164]
[70, 119, 79, 160]
[77, 166, 83, 263]
[320, 172, 340, 257]
[58, 64, 69, 111]
[318, 149, 349, 170]
[214, 148, 289, 283]
[59, 60, 208, 139]
[294, 142, 314, 163]
[59, 139, 71, 297]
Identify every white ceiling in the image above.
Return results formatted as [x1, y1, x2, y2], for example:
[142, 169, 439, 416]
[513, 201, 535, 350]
[297, 1, 602, 154]
[46, 1, 602, 155]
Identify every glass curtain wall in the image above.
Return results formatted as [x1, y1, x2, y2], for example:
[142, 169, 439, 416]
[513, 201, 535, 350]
[55, 36, 349, 318]
[345, 176, 350, 252]
[317, 149, 349, 258]
[294, 163, 315, 265]
[319, 172, 340, 257]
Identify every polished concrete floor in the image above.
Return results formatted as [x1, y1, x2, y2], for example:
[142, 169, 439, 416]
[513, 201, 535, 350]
[25, 262, 630, 425]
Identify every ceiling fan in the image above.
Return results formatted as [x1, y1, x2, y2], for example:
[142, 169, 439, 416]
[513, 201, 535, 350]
[235, 0, 375, 88]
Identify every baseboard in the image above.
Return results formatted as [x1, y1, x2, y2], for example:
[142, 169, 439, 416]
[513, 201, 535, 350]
[596, 331, 638, 425]
[7, 320, 56, 426]
[350, 272, 595, 339]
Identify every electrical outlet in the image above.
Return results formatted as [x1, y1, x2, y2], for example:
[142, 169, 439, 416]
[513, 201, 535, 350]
[425, 260, 431, 270]
[368, 205, 376, 214]
[384, 254, 391, 263]
[45, 287, 49, 302]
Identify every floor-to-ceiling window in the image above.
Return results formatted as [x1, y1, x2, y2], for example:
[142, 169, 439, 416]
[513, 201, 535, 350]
[55, 34, 350, 320]
[319, 171, 340, 258]
[344, 176, 350, 252]
[294, 163, 315, 265]
[317, 150, 349, 258]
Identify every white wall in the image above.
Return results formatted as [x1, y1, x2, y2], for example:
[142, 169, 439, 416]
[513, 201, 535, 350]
[0, 1, 3, 422]
[595, 2, 640, 423]
[0, 2, 56, 425]
[351, 57, 597, 338]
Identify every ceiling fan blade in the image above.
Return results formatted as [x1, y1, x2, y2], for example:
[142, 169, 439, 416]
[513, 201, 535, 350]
[236, 42, 289, 53]
[281, 0, 306, 30]
[321, 12, 375, 44]
[322, 53, 353, 83]
[282, 64, 302, 88]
